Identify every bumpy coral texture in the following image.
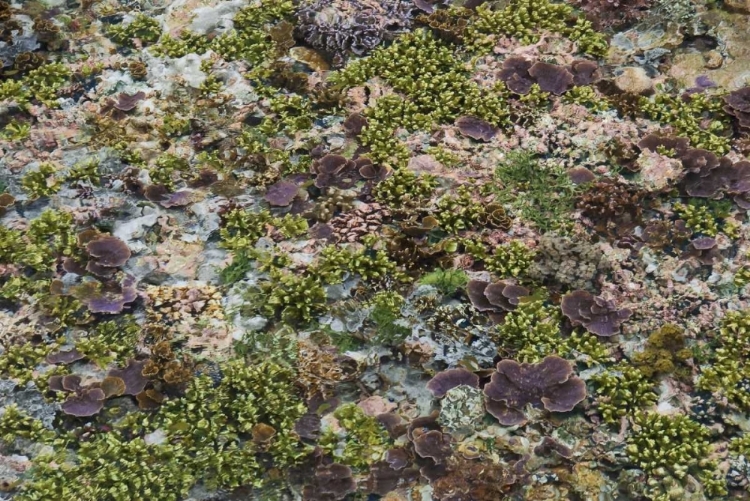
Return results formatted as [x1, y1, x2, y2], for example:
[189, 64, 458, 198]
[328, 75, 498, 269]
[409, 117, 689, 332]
[295, 0, 438, 65]
[483, 356, 587, 425]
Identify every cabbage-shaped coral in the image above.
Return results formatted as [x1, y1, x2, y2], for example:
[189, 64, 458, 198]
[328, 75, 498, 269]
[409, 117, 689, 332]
[561, 290, 631, 337]
[483, 355, 586, 426]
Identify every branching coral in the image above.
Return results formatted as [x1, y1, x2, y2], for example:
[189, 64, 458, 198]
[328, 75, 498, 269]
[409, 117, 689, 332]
[494, 297, 563, 361]
[331, 28, 508, 162]
[21, 163, 62, 199]
[107, 14, 162, 47]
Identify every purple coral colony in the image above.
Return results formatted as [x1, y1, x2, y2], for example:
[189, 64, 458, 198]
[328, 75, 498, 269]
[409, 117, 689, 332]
[7, 0, 750, 500]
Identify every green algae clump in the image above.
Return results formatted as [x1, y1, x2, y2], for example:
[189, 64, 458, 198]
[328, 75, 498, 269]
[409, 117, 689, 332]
[321, 403, 391, 469]
[592, 364, 657, 424]
[626, 412, 713, 480]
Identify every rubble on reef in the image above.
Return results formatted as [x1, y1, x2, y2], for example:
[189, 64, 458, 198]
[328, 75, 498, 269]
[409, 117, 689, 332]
[5, 0, 750, 499]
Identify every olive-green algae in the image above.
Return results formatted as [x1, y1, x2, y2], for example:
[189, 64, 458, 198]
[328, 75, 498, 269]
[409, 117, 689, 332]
[320, 403, 391, 469]
[15, 360, 307, 500]
[591, 365, 657, 424]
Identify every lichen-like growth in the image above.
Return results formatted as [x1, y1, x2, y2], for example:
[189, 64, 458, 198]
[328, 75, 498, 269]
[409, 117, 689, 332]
[0, 342, 57, 384]
[494, 297, 563, 362]
[314, 240, 407, 285]
[0, 404, 54, 446]
[74, 317, 140, 367]
[219, 208, 307, 253]
[150, 153, 189, 188]
[27, 209, 77, 258]
[631, 324, 691, 380]
[251, 271, 328, 325]
[373, 168, 437, 211]
[673, 201, 722, 237]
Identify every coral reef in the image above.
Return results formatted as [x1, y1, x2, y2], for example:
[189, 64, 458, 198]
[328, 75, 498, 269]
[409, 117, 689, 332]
[2, 0, 750, 498]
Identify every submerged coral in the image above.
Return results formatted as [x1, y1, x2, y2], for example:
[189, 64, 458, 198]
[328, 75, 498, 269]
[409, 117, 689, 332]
[2, 0, 750, 498]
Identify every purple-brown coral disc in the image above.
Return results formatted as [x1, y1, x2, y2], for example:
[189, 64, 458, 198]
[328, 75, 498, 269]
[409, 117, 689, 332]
[498, 56, 534, 95]
[143, 184, 170, 203]
[83, 278, 138, 314]
[637, 134, 690, 157]
[385, 447, 410, 470]
[86, 235, 131, 268]
[725, 86, 750, 113]
[309, 463, 357, 500]
[570, 60, 600, 86]
[265, 180, 299, 206]
[160, 190, 193, 208]
[561, 290, 631, 337]
[483, 356, 586, 425]
[726, 161, 750, 194]
[540, 377, 587, 413]
[455, 116, 497, 141]
[343, 112, 367, 136]
[485, 398, 527, 426]
[484, 281, 529, 311]
[49, 374, 82, 393]
[426, 368, 480, 397]
[113, 91, 145, 111]
[294, 413, 322, 440]
[692, 236, 717, 250]
[61, 388, 106, 417]
[466, 280, 494, 311]
[412, 430, 453, 463]
[680, 148, 719, 174]
[46, 348, 85, 365]
[528, 62, 574, 95]
[568, 167, 596, 185]
[315, 154, 348, 175]
[108, 359, 149, 395]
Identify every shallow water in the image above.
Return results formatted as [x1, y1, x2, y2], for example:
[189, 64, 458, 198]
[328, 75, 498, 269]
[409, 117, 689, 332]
[1, 0, 750, 499]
